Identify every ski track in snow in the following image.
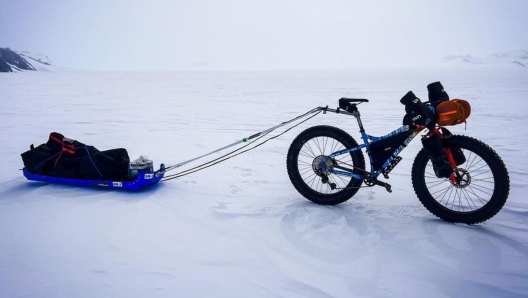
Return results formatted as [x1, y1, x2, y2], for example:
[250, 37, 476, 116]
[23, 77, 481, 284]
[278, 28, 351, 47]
[0, 69, 527, 298]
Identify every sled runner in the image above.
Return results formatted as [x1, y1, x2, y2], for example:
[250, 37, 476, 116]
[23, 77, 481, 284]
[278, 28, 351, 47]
[22, 166, 165, 191]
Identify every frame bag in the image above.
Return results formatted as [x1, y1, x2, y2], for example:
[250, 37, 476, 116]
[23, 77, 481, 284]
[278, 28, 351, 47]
[369, 131, 413, 171]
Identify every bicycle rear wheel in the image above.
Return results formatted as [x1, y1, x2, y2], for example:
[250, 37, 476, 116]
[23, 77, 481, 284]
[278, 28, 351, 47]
[286, 125, 365, 205]
[411, 135, 509, 224]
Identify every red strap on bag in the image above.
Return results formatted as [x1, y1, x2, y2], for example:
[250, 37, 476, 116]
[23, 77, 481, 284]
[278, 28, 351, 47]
[49, 134, 77, 170]
[49, 135, 76, 154]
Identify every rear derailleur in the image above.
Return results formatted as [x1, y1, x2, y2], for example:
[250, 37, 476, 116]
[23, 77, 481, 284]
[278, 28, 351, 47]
[320, 174, 337, 190]
[313, 156, 337, 190]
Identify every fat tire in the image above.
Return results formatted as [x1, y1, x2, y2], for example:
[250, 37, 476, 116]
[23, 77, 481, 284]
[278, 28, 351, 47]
[287, 125, 365, 205]
[411, 135, 509, 224]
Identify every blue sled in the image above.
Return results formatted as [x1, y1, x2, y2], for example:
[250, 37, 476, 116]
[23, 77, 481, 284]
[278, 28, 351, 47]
[22, 166, 165, 191]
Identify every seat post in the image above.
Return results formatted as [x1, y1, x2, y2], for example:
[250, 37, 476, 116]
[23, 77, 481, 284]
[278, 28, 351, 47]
[338, 97, 369, 133]
[351, 109, 370, 145]
[355, 111, 366, 133]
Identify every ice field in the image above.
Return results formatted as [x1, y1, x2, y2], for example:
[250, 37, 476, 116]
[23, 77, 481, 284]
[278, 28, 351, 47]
[1, 68, 527, 297]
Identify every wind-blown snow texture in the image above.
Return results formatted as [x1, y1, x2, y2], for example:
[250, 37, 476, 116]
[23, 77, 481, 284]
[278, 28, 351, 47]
[1, 69, 527, 298]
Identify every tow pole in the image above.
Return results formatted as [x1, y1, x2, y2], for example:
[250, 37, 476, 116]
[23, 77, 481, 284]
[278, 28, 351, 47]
[161, 106, 336, 181]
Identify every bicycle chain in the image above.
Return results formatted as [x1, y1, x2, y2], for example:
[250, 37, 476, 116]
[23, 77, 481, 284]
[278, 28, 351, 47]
[325, 158, 376, 190]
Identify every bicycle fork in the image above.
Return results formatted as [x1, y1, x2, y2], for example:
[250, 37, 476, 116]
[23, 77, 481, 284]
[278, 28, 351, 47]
[431, 127, 463, 184]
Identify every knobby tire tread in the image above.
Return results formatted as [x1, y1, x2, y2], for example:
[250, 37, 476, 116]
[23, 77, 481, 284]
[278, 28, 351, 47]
[287, 125, 365, 205]
[411, 135, 509, 224]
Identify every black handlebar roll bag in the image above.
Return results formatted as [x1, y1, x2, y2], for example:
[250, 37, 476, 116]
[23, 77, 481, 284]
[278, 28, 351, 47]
[400, 91, 437, 128]
[427, 81, 449, 107]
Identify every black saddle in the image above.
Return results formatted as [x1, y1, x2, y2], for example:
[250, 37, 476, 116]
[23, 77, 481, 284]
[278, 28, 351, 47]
[340, 97, 369, 103]
[339, 97, 369, 112]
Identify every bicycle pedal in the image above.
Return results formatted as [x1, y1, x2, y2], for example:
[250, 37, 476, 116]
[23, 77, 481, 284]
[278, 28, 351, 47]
[373, 179, 392, 193]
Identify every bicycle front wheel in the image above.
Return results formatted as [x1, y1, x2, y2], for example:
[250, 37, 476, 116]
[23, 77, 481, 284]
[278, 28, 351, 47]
[286, 125, 365, 205]
[411, 135, 510, 224]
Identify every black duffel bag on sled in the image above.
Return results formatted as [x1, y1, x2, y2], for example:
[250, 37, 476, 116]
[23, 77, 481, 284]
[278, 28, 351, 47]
[21, 132, 130, 180]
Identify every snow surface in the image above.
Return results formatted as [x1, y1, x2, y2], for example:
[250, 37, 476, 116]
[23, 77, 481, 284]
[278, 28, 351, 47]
[1, 68, 527, 298]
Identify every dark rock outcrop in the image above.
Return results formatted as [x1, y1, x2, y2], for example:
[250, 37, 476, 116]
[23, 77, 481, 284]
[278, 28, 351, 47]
[0, 58, 11, 72]
[0, 48, 36, 72]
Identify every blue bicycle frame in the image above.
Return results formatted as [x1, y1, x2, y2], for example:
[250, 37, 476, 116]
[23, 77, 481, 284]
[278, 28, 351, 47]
[320, 107, 425, 180]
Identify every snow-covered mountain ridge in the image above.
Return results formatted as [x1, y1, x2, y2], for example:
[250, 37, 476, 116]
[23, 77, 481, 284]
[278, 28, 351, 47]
[0, 48, 54, 72]
[441, 50, 528, 67]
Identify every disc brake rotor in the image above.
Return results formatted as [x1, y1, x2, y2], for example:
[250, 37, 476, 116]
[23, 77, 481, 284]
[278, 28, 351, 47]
[451, 168, 471, 189]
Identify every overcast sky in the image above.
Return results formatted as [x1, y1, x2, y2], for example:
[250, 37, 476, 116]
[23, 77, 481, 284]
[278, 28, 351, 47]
[1, 0, 527, 70]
